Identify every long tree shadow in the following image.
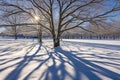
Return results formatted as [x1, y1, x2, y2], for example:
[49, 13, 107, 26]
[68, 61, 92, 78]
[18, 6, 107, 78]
[4, 43, 42, 80]
[23, 45, 53, 80]
[43, 47, 120, 80]
[1, 42, 120, 80]
[22, 45, 71, 80]
[0, 42, 36, 56]
[0, 43, 37, 66]
[43, 51, 73, 80]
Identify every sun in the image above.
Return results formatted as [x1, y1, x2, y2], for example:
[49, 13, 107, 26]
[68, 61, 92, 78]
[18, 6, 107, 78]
[34, 16, 40, 21]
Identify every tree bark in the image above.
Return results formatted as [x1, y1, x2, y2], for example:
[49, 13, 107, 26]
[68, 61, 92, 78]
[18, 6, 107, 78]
[53, 37, 60, 48]
[38, 26, 42, 43]
[14, 33, 17, 40]
[38, 34, 42, 43]
[14, 26, 17, 40]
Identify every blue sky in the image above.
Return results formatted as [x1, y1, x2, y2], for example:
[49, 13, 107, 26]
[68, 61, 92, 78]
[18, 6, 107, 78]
[0, 0, 120, 33]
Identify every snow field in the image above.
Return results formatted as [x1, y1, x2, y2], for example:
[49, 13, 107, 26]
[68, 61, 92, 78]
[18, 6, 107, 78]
[0, 39, 120, 80]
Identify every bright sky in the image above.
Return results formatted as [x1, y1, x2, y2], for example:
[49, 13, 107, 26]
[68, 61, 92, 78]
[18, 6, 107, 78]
[0, 28, 5, 32]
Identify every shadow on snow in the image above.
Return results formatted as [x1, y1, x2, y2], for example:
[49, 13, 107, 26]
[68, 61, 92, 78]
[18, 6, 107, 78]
[0, 41, 120, 80]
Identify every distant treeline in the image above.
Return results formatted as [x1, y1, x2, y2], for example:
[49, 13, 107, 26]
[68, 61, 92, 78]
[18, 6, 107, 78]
[1, 32, 120, 40]
[0, 33, 52, 39]
[62, 33, 120, 40]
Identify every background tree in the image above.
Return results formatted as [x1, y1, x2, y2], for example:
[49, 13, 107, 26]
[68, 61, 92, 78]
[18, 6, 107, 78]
[0, 14, 25, 39]
[0, 0, 43, 42]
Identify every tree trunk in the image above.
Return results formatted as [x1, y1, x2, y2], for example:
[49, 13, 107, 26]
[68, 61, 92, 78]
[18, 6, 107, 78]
[53, 38, 60, 48]
[38, 33, 42, 43]
[14, 26, 17, 40]
[38, 26, 42, 43]
[14, 33, 17, 40]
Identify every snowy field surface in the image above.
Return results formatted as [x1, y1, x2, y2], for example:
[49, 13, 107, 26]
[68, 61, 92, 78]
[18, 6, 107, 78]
[0, 39, 120, 80]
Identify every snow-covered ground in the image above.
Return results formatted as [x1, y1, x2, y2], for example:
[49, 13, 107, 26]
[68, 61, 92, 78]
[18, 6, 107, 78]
[0, 39, 120, 80]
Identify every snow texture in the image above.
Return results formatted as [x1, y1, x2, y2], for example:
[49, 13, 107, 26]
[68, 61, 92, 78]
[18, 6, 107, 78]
[0, 39, 120, 80]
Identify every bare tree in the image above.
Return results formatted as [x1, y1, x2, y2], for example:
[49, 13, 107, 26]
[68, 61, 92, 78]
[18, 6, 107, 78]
[0, 0, 43, 42]
[0, 14, 24, 39]
[29, 0, 120, 47]
[0, 0, 120, 47]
